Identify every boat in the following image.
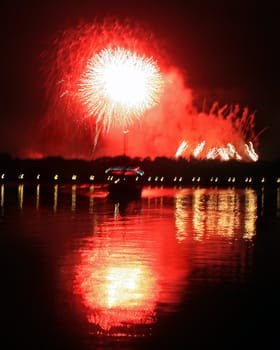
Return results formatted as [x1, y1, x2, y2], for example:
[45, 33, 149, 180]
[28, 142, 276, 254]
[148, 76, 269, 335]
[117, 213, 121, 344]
[105, 166, 144, 199]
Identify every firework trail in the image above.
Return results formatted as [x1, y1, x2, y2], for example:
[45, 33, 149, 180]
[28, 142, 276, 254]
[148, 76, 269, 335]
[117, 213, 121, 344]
[40, 18, 261, 162]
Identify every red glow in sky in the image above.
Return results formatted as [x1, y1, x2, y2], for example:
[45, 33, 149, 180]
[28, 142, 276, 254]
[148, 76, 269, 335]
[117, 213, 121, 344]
[40, 18, 260, 161]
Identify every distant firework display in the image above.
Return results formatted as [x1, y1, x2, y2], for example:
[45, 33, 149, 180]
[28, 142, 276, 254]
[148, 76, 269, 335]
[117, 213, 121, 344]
[42, 18, 261, 161]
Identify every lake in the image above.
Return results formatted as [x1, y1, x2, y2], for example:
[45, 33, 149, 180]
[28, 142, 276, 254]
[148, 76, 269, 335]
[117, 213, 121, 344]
[1, 183, 280, 349]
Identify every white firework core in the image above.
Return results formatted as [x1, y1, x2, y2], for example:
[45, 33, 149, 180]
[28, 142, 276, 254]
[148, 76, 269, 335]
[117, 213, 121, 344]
[79, 47, 163, 131]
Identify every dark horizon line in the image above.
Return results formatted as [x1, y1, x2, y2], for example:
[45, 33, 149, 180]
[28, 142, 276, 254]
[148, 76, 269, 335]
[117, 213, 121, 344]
[1, 152, 280, 164]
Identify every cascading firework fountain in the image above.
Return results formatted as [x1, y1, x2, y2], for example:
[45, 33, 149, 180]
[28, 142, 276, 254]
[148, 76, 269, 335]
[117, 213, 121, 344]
[175, 102, 260, 161]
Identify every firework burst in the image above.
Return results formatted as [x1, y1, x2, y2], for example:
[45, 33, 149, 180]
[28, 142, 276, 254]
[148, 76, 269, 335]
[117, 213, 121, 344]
[79, 47, 163, 131]
[42, 18, 165, 127]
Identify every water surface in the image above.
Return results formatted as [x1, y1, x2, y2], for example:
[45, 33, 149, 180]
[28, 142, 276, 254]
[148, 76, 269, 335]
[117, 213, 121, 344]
[1, 183, 279, 349]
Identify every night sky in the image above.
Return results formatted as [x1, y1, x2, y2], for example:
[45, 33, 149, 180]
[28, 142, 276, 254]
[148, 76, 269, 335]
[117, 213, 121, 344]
[1, 0, 279, 161]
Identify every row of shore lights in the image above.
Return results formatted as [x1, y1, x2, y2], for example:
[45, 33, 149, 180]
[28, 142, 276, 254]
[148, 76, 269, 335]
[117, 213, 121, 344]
[0, 173, 95, 182]
[148, 176, 273, 184]
[1, 173, 280, 184]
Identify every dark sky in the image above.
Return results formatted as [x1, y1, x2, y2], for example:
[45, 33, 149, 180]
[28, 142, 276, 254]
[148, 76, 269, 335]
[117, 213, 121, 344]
[1, 0, 279, 161]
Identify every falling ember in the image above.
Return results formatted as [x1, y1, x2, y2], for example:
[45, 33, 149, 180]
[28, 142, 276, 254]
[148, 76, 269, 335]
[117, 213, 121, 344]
[79, 47, 163, 131]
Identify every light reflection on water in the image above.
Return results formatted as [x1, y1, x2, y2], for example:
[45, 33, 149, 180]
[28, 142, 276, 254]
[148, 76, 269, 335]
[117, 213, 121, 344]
[0, 183, 279, 346]
[73, 205, 192, 337]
